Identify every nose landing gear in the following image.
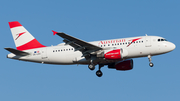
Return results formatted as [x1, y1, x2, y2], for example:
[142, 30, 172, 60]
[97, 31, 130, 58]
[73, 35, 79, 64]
[149, 62, 154, 67]
[148, 55, 154, 67]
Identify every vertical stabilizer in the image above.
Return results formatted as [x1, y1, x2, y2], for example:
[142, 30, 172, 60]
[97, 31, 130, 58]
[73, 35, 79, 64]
[9, 21, 45, 50]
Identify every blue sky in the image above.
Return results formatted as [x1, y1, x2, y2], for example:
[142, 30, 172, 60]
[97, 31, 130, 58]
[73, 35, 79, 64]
[0, 0, 179, 101]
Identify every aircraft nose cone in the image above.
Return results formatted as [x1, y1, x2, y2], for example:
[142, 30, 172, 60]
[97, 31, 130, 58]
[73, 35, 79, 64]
[169, 42, 176, 51]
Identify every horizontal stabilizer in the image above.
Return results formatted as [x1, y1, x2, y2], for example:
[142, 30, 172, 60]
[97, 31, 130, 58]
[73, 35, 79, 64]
[4, 48, 30, 56]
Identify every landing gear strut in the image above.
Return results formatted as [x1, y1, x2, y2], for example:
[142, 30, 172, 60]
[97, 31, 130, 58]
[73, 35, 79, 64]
[148, 55, 154, 67]
[96, 64, 104, 77]
[88, 60, 95, 70]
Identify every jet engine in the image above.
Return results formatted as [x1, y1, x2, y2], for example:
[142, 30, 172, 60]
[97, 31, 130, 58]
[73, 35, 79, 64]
[108, 59, 133, 71]
[104, 49, 122, 60]
[103, 48, 128, 60]
[96, 49, 128, 60]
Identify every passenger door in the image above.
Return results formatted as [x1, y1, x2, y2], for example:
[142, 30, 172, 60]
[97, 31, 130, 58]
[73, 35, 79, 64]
[41, 48, 48, 60]
[145, 36, 151, 47]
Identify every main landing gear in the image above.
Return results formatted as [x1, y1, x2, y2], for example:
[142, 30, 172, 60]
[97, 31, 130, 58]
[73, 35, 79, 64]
[96, 64, 104, 77]
[148, 55, 154, 67]
[88, 63, 95, 70]
[88, 60, 95, 70]
[88, 63, 104, 77]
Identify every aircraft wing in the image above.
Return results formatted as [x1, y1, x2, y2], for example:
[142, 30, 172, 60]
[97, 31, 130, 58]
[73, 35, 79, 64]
[53, 31, 103, 56]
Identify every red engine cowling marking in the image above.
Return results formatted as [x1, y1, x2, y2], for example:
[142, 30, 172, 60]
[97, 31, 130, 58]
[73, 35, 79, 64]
[104, 49, 122, 60]
[108, 59, 133, 71]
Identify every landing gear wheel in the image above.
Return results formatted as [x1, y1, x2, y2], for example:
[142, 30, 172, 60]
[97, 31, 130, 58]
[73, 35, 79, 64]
[88, 64, 95, 70]
[149, 62, 154, 67]
[95, 64, 104, 77]
[148, 55, 154, 67]
[96, 70, 103, 77]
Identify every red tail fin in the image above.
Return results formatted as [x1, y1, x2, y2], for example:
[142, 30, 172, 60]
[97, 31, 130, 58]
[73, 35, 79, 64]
[9, 21, 45, 50]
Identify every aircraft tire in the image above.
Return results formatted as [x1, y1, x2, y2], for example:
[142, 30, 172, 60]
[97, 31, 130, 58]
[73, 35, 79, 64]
[96, 70, 103, 77]
[88, 64, 95, 70]
[149, 62, 154, 67]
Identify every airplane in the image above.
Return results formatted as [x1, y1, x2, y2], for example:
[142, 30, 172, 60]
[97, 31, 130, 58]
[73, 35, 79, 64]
[5, 21, 176, 77]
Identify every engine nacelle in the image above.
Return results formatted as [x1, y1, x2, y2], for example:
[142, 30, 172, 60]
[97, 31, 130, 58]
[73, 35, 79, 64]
[104, 49, 122, 60]
[97, 49, 128, 60]
[108, 59, 133, 71]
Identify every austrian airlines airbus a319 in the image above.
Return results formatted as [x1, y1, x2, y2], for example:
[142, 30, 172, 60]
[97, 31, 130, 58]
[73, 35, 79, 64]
[5, 21, 176, 77]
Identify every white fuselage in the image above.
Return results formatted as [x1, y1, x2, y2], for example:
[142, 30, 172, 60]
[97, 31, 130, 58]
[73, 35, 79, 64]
[7, 35, 175, 65]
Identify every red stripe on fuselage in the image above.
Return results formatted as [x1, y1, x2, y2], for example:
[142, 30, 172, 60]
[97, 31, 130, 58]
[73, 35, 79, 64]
[127, 38, 141, 47]
[9, 21, 22, 28]
[17, 39, 46, 51]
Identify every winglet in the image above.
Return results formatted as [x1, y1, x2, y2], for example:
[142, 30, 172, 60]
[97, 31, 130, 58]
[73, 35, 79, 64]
[52, 30, 58, 35]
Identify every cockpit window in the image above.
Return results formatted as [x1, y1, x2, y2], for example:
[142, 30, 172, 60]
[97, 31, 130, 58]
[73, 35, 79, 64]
[158, 39, 167, 42]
